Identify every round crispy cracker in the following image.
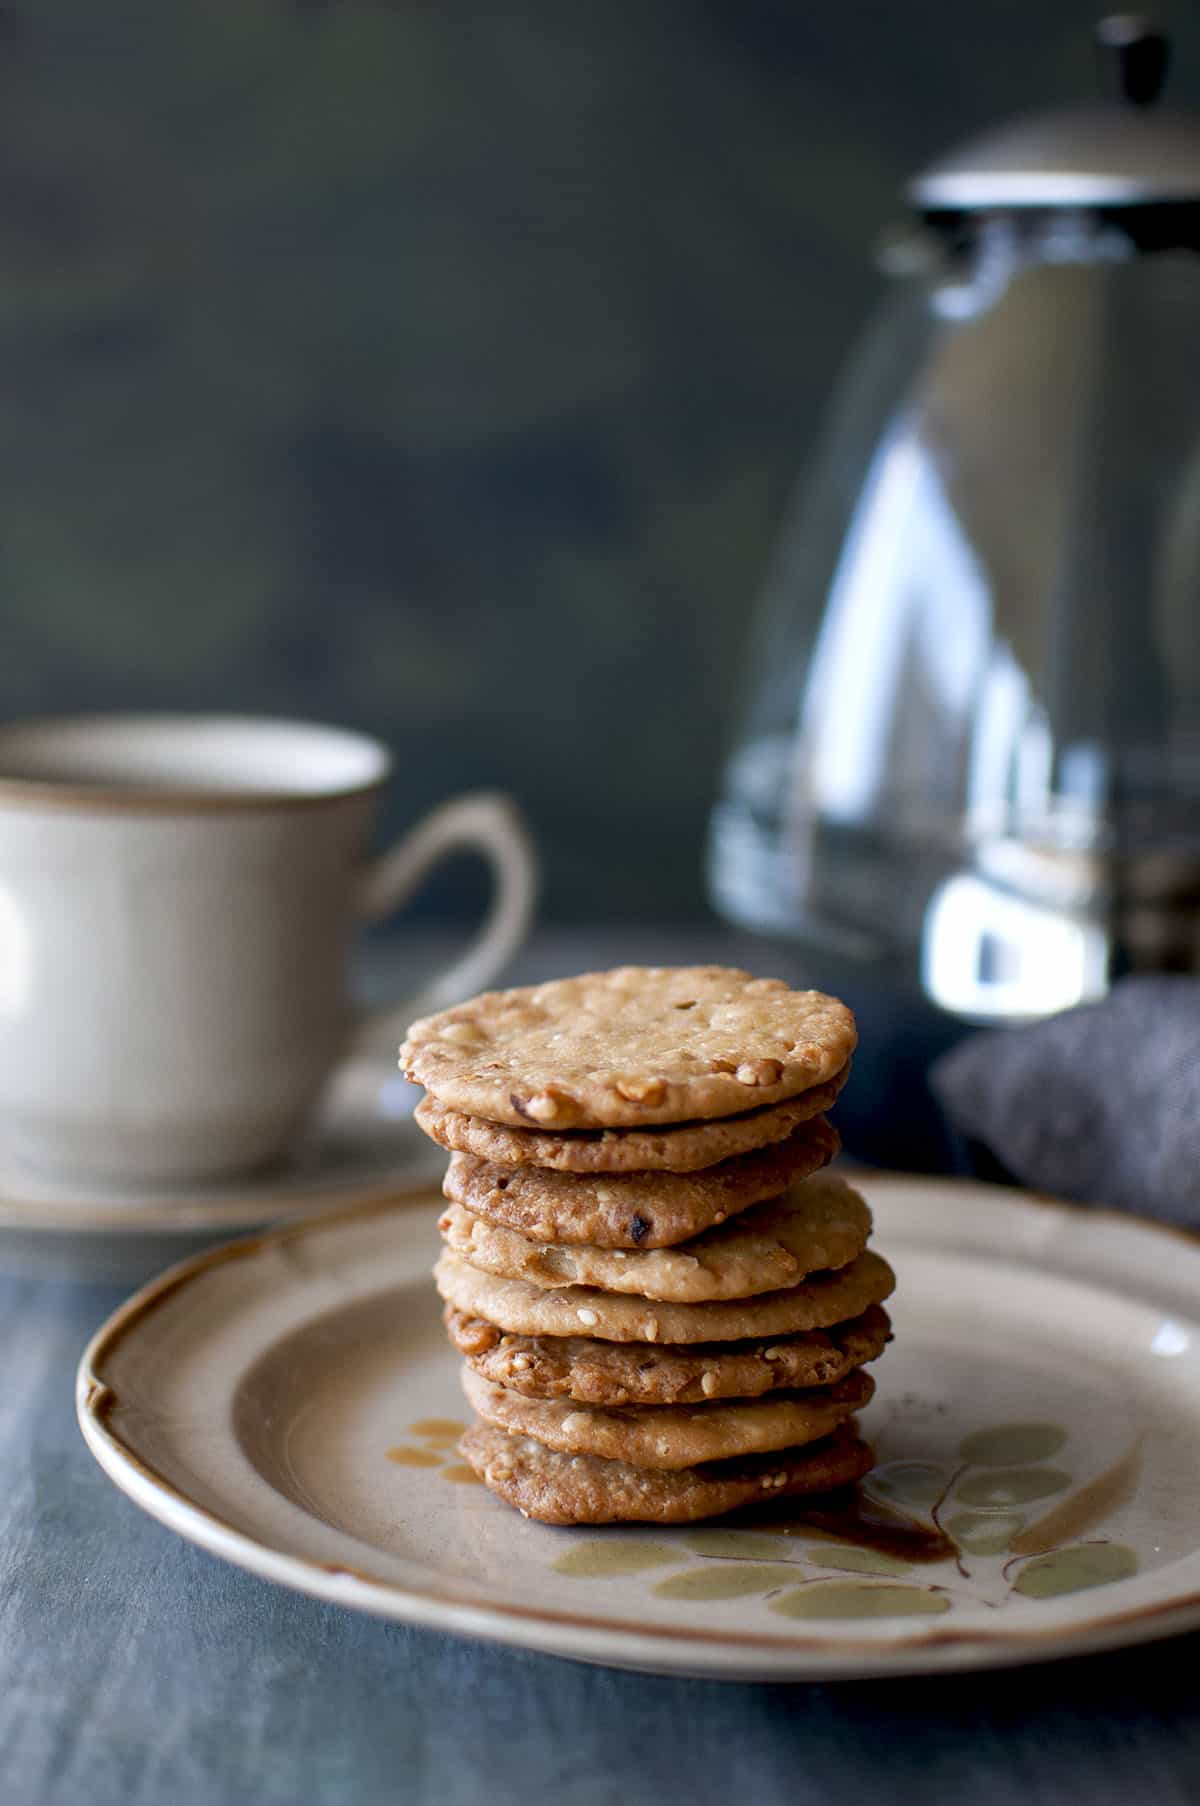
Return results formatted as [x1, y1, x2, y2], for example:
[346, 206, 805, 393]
[414, 1070, 847, 1174]
[444, 1303, 891, 1406]
[434, 1247, 895, 1344]
[402, 966, 856, 1129]
[441, 1119, 839, 1248]
[459, 1421, 875, 1524]
[462, 1364, 873, 1470]
[438, 1173, 872, 1303]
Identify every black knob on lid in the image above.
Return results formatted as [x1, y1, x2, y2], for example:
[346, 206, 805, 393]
[911, 13, 1200, 211]
[1097, 14, 1170, 107]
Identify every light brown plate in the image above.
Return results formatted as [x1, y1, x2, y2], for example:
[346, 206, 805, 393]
[77, 1176, 1200, 1680]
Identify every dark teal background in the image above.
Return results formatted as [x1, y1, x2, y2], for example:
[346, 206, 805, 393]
[3, 1, 1196, 916]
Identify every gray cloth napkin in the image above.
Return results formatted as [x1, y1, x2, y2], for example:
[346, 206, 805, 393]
[931, 976, 1200, 1223]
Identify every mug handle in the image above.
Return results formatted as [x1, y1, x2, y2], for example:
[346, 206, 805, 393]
[352, 791, 537, 1051]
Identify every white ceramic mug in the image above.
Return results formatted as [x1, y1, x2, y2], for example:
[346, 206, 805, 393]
[0, 714, 537, 1188]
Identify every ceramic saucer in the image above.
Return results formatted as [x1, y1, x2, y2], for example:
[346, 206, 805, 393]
[0, 1057, 441, 1282]
[78, 1175, 1200, 1678]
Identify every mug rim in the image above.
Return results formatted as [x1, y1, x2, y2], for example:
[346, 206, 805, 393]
[0, 712, 393, 814]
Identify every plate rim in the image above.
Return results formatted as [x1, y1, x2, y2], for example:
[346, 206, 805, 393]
[76, 1176, 1200, 1679]
[0, 1169, 434, 1236]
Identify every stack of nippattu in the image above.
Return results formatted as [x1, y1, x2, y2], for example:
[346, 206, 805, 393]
[402, 966, 894, 1527]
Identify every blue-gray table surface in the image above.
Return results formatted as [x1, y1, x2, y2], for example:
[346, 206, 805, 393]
[3, 929, 1199, 1806]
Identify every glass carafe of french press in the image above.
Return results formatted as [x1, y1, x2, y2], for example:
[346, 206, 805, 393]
[710, 19, 1200, 1028]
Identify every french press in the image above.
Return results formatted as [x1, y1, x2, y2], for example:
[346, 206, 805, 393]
[709, 18, 1200, 1025]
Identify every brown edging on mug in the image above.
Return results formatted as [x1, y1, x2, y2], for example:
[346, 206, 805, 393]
[0, 773, 388, 815]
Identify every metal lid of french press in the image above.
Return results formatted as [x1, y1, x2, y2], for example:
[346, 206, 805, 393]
[911, 16, 1200, 210]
